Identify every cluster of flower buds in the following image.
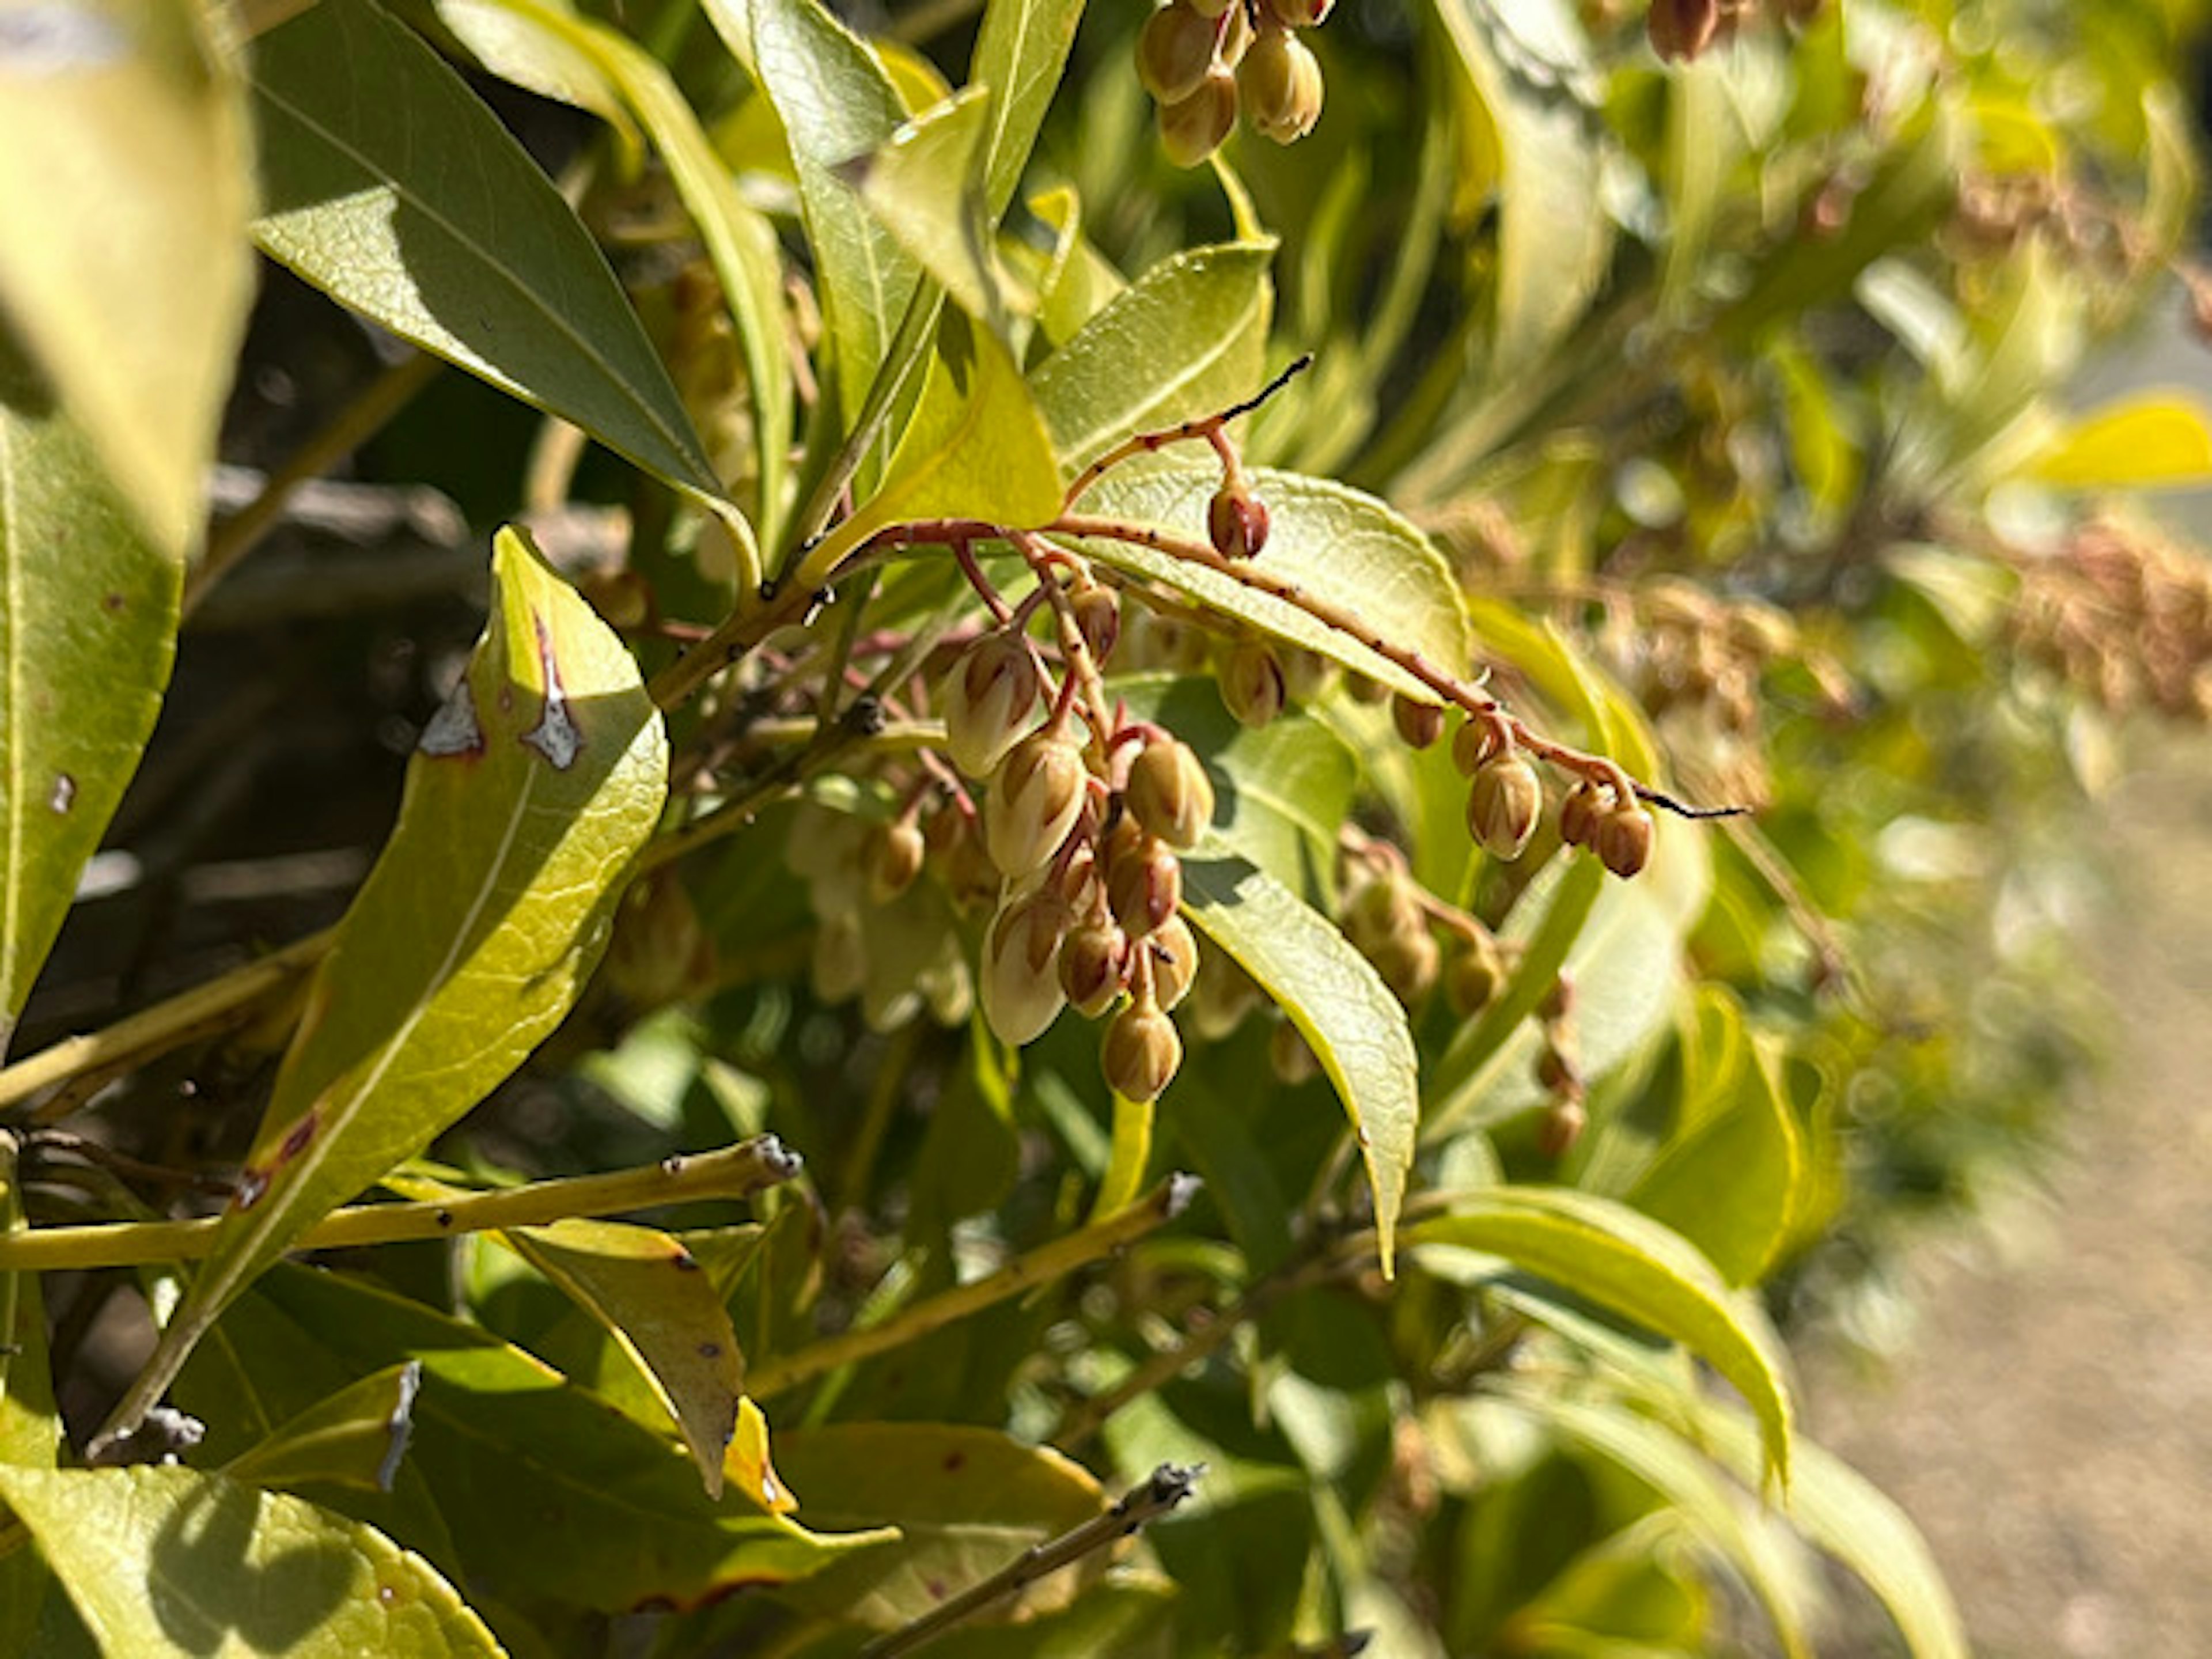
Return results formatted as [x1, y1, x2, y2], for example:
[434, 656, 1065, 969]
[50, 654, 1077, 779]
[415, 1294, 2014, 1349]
[1646, 0, 1824, 63]
[2009, 517, 2212, 719]
[935, 620, 1223, 1101]
[1137, 0, 1330, 169]
[1557, 774, 1656, 880]
[1533, 975, 1586, 1157]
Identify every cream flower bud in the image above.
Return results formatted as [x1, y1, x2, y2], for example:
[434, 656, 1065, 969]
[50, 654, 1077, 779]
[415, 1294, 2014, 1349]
[1558, 781, 1603, 850]
[1158, 65, 1237, 168]
[1467, 753, 1543, 861]
[1222, 639, 1287, 728]
[1237, 26, 1323, 143]
[1059, 916, 1128, 1018]
[1137, 0, 1219, 105]
[1594, 803, 1656, 879]
[1393, 694, 1446, 750]
[940, 631, 1041, 779]
[1102, 998, 1183, 1101]
[1125, 738, 1215, 850]
[982, 890, 1069, 1045]
[1149, 915, 1200, 1011]
[865, 819, 927, 904]
[1108, 832, 1182, 938]
[1072, 584, 1122, 667]
[984, 733, 1088, 878]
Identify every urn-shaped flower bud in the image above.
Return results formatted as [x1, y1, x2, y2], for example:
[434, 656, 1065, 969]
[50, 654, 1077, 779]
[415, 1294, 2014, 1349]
[1450, 715, 1503, 777]
[1467, 753, 1543, 861]
[865, 819, 927, 904]
[1557, 781, 1603, 850]
[984, 733, 1088, 878]
[1446, 937, 1504, 1018]
[1222, 639, 1287, 728]
[982, 890, 1070, 1045]
[1536, 1097, 1588, 1159]
[1108, 832, 1183, 938]
[1393, 694, 1446, 750]
[1126, 738, 1215, 849]
[1369, 926, 1440, 1005]
[1208, 482, 1271, 559]
[1072, 583, 1122, 667]
[1237, 26, 1324, 143]
[1647, 0, 1722, 62]
[1059, 916, 1128, 1018]
[1137, 0, 1220, 104]
[1103, 997, 1183, 1101]
[927, 808, 1001, 911]
[1158, 66, 1238, 168]
[1149, 915, 1200, 1011]
[940, 631, 1040, 779]
[1594, 803, 1656, 880]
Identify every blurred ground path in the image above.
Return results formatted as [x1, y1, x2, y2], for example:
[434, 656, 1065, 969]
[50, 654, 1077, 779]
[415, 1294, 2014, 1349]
[1804, 735, 2212, 1657]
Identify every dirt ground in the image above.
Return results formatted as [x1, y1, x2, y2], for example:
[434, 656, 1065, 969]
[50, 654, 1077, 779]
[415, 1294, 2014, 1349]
[1804, 737, 2212, 1657]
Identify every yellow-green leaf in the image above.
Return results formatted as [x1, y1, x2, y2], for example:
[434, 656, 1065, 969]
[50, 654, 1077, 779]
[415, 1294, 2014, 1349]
[0, 1465, 503, 1656]
[99, 527, 666, 1451]
[842, 87, 1006, 336]
[1182, 853, 1418, 1275]
[252, 0, 729, 507]
[495, 1218, 745, 1497]
[968, 0, 1083, 225]
[0, 0, 252, 558]
[1410, 1187, 1794, 1486]
[224, 1363, 422, 1497]
[2028, 392, 2212, 490]
[0, 349, 180, 1055]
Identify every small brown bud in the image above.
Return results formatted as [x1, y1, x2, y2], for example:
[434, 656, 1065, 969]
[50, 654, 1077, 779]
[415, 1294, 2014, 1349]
[1536, 1097, 1588, 1159]
[1445, 937, 1503, 1018]
[1103, 998, 1183, 1101]
[1450, 717, 1505, 777]
[1558, 782, 1603, 849]
[1208, 482, 1270, 559]
[982, 890, 1070, 1045]
[1393, 694, 1446, 750]
[1125, 737, 1215, 849]
[1277, 647, 1336, 703]
[1149, 915, 1200, 1011]
[940, 630, 1040, 779]
[1344, 874, 1422, 959]
[579, 567, 652, 630]
[865, 819, 927, 903]
[984, 733, 1088, 878]
[1072, 583, 1122, 667]
[1059, 917, 1128, 1018]
[1108, 832, 1183, 938]
[1237, 26, 1324, 143]
[1369, 926, 1440, 1004]
[1647, 0, 1721, 62]
[1222, 639, 1287, 728]
[1593, 804, 1656, 880]
[1467, 753, 1543, 861]
[1535, 1039, 1579, 1096]
[1137, 0, 1221, 105]
[1157, 65, 1237, 168]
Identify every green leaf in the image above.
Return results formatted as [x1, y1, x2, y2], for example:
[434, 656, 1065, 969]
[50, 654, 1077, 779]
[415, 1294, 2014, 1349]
[440, 0, 793, 547]
[0, 0, 252, 558]
[1181, 854, 1419, 1274]
[251, 0, 728, 506]
[225, 1363, 422, 1497]
[768, 1423, 1107, 1629]
[2027, 392, 2212, 490]
[1, 1134, 59, 1652]
[101, 527, 667, 1448]
[706, 0, 915, 435]
[836, 307, 1064, 545]
[1032, 243, 1274, 472]
[0, 1465, 502, 1655]
[1073, 460, 1471, 704]
[0, 349, 180, 1054]
[433, 0, 641, 154]
[494, 1218, 745, 1497]
[969, 0, 1083, 225]
[842, 87, 1006, 336]
[253, 1264, 881, 1611]
[1409, 1187, 1794, 1486]
[1025, 186, 1126, 351]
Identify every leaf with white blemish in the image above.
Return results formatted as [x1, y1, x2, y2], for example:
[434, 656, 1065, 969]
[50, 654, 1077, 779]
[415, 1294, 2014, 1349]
[96, 526, 667, 1455]
[0, 343, 180, 1060]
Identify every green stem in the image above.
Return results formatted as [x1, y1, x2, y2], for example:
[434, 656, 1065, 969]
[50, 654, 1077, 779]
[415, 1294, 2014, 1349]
[1090, 1093, 1154, 1221]
[0, 1137, 801, 1271]
[747, 1175, 1199, 1400]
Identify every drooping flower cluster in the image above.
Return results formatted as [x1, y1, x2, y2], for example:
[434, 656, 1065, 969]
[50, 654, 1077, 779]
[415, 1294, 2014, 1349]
[1137, 0, 1330, 168]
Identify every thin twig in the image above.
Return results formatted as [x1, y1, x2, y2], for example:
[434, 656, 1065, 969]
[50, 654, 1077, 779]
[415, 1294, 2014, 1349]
[747, 1175, 1199, 1400]
[859, 1463, 1203, 1658]
[0, 1137, 802, 1272]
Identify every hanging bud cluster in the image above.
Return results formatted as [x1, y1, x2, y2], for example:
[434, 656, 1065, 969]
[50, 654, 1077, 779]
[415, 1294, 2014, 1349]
[1533, 974, 1586, 1157]
[1138, 0, 1330, 169]
[2009, 517, 2212, 719]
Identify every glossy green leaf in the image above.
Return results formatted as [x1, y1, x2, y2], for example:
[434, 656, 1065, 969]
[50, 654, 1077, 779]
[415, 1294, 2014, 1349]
[843, 87, 1005, 336]
[101, 528, 667, 1449]
[495, 1218, 745, 1497]
[1409, 1187, 1794, 1485]
[440, 0, 793, 546]
[253, 1264, 878, 1611]
[834, 308, 1064, 547]
[0, 0, 251, 558]
[1181, 853, 1418, 1274]
[251, 0, 727, 505]
[225, 1364, 422, 1497]
[1025, 186, 1126, 350]
[0, 1465, 502, 1655]
[768, 1422, 1107, 1629]
[1033, 243, 1274, 472]
[1, 1134, 58, 1653]
[969, 0, 1083, 225]
[1073, 460, 1471, 704]
[433, 0, 640, 155]
[706, 0, 914, 434]
[2027, 392, 2212, 490]
[0, 349, 180, 1055]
